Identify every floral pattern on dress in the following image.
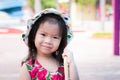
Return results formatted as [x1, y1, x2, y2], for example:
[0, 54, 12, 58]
[26, 59, 64, 80]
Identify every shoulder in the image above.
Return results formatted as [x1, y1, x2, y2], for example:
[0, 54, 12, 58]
[58, 65, 64, 74]
[19, 63, 31, 80]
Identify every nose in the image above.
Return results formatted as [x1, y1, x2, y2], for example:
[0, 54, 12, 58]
[44, 37, 52, 43]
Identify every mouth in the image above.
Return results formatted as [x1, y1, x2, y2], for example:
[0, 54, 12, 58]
[42, 45, 52, 50]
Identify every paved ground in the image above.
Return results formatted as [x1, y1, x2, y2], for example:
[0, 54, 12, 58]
[0, 29, 120, 80]
[70, 32, 120, 80]
[0, 34, 27, 80]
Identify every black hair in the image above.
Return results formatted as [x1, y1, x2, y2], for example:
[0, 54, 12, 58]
[26, 13, 68, 65]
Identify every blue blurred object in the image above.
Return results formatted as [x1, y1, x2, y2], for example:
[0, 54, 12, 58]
[0, 0, 27, 18]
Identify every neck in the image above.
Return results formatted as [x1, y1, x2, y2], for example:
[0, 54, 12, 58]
[36, 52, 53, 61]
[36, 53, 59, 66]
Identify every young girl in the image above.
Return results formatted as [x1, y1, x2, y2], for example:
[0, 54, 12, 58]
[19, 8, 79, 80]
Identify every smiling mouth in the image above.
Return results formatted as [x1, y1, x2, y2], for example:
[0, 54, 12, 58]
[42, 45, 52, 49]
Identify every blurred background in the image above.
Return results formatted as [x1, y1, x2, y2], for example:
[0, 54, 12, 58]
[0, 0, 114, 31]
[0, 0, 120, 80]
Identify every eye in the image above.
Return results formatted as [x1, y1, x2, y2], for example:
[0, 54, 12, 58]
[53, 36, 59, 39]
[53, 36, 61, 39]
[40, 33, 46, 36]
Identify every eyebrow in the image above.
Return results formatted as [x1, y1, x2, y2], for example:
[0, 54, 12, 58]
[38, 30, 61, 37]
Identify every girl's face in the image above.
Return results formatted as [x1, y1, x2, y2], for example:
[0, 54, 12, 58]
[34, 21, 62, 56]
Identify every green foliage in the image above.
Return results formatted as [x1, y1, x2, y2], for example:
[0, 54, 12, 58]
[41, 0, 56, 9]
[28, 0, 34, 9]
[27, 0, 56, 10]
[75, 0, 97, 6]
[60, 2, 68, 9]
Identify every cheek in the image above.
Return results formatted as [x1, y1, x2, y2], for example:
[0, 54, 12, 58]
[54, 40, 61, 48]
[34, 35, 42, 45]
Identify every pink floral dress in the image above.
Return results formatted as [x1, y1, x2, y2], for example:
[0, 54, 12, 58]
[25, 59, 65, 80]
